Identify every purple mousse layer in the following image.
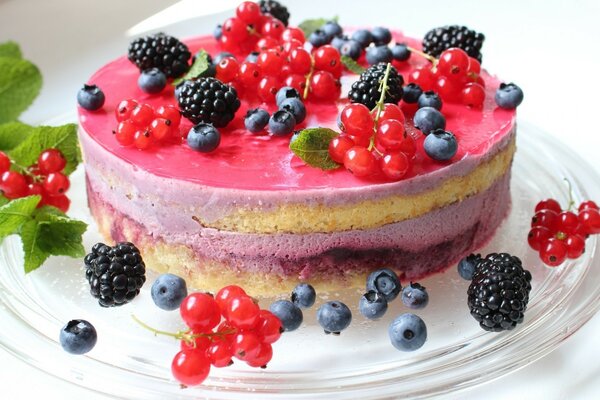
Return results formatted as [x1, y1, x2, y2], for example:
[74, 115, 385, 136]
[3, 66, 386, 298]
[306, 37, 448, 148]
[87, 170, 511, 281]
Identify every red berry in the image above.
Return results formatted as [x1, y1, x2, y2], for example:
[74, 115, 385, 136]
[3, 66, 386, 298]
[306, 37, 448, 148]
[44, 194, 70, 212]
[180, 293, 221, 332]
[133, 129, 153, 150]
[438, 48, 470, 78]
[256, 37, 280, 52]
[115, 121, 137, 146]
[215, 285, 247, 316]
[180, 333, 210, 352]
[343, 147, 378, 177]
[156, 104, 181, 127]
[380, 152, 409, 180]
[258, 76, 280, 103]
[461, 83, 485, 108]
[207, 339, 234, 368]
[578, 200, 599, 212]
[289, 48, 312, 75]
[436, 76, 461, 103]
[349, 134, 371, 147]
[376, 104, 405, 124]
[236, 1, 262, 24]
[309, 71, 340, 101]
[578, 209, 600, 234]
[42, 172, 70, 196]
[408, 67, 435, 91]
[0, 171, 28, 199]
[467, 58, 481, 75]
[238, 61, 262, 87]
[216, 57, 240, 83]
[313, 45, 341, 75]
[232, 331, 261, 361]
[328, 136, 355, 164]
[398, 134, 416, 159]
[245, 342, 273, 368]
[535, 198, 562, 213]
[27, 183, 45, 197]
[540, 238, 567, 267]
[227, 295, 260, 329]
[565, 234, 585, 259]
[284, 74, 307, 93]
[0, 151, 11, 173]
[282, 39, 303, 54]
[171, 350, 211, 386]
[527, 226, 552, 251]
[261, 18, 285, 39]
[258, 49, 285, 77]
[282, 27, 305, 42]
[222, 17, 249, 42]
[531, 209, 558, 231]
[38, 149, 66, 174]
[557, 211, 580, 234]
[376, 119, 405, 150]
[340, 104, 374, 137]
[255, 310, 283, 344]
[115, 99, 139, 122]
[130, 103, 155, 127]
[149, 118, 172, 141]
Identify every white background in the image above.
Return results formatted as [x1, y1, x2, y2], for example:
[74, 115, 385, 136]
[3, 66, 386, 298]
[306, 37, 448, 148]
[1, 0, 599, 398]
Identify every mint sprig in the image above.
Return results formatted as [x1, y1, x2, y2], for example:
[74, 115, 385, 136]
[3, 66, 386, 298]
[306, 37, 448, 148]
[173, 50, 210, 86]
[290, 128, 340, 170]
[298, 16, 339, 37]
[341, 55, 366, 74]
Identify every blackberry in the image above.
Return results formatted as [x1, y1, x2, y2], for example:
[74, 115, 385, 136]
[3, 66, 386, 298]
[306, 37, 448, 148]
[177, 77, 241, 127]
[84, 242, 146, 307]
[422, 25, 485, 62]
[127, 33, 191, 78]
[467, 253, 532, 332]
[348, 63, 404, 109]
[259, 0, 290, 26]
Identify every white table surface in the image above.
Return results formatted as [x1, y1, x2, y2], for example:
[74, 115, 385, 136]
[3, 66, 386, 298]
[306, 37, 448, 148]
[1, 0, 599, 398]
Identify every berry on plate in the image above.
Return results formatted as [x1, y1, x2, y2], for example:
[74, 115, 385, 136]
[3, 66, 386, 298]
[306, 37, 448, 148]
[59, 319, 97, 355]
[316, 301, 352, 334]
[388, 313, 427, 351]
[151, 273, 188, 311]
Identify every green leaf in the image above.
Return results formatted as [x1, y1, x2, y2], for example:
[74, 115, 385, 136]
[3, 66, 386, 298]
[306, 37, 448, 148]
[172, 50, 210, 86]
[20, 218, 49, 273]
[0, 195, 40, 242]
[298, 16, 338, 37]
[34, 207, 87, 257]
[289, 127, 340, 170]
[8, 123, 81, 175]
[0, 41, 23, 59]
[0, 121, 33, 151]
[0, 57, 42, 123]
[341, 55, 366, 74]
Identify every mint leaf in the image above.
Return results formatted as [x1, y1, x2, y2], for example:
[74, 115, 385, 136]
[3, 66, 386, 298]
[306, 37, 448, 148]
[290, 127, 340, 170]
[0, 41, 23, 59]
[20, 218, 49, 273]
[8, 123, 80, 175]
[34, 206, 86, 258]
[298, 17, 338, 37]
[0, 195, 40, 242]
[341, 55, 366, 74]
[0, 121, 33, 151]
[0, 57, 42, 123]
[173, 50, 210, 86]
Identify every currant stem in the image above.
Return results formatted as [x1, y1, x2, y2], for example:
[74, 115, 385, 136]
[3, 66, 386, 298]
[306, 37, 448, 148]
[368, 62, 392, 152]
[303, 57, 315, 100]
[10, 160, 42, 183]
[406, 46, 438, 68]
[132, 314, 188, 341]
[564, 178, 576, 211]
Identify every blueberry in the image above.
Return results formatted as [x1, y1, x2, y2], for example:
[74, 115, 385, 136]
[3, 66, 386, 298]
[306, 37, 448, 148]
[309, 29, 331, 48]
[371, 27, 392, 45]
[391, 43, 411, 61]
[317, 301, 352, 334]
[276, 86, 301, 106]
[366, 268, 401, 301]
[366, 45, 393, 65]
[187, 123, 221, 152]
[403, 83, 423, 104]
[269, 110, 296, 136]
[279, 97, 306, 124]
[413, 107, 446, 134]
[59, 319, 97, 355]
[77, 84, 105, 111]
[351, 29, 373, 48]
[495, 82, 524, 109]
[340, 40, 362, 60]
[150, 273, 188, 311]
[245, 51, 260, 63]
[245, 108, 270, 133]
[458, 253, 482, 280]
[417, 91, 443, 110]
[270, 300, 303, 331]
[291, 283, 316, 308]
[401, 283, 429, 309]
[331, 35, 348, 51]
[388, 313, 427, 351]
[359, 290, 388, 320]
[138, 68, 167, 94]
[213, 51, 236, 65]
[424, 129, 458, 161]
[213, 24, 223, 41]
[321, 21, 343, 38]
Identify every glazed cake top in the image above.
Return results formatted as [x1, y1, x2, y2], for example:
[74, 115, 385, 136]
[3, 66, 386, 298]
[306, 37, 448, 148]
[78, 32, 516, 191]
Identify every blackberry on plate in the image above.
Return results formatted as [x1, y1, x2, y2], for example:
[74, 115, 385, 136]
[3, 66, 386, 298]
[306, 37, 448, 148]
[259, 0, 290, 26]
[422, 25, 485, 62]
[348, 63, 404, 109]
[128, 33, 191, 78]
[84, 242, 146, 307]
[177, 77, 241, 127]
[467, 253, 532, 332]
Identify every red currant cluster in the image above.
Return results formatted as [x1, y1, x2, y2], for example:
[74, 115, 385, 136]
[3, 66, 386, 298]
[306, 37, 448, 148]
[528, 198, 600, 266]
[217, 2, 341, 102]
[408, 48, 485, 107]
[0, 149, 71, 212]
[167, 285, 282, 386]
[329, 92, 415, 180]
[114, 99, 181, 150]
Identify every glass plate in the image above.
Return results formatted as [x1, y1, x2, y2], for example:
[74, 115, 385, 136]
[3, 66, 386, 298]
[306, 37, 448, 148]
[0, 121, 599, 399]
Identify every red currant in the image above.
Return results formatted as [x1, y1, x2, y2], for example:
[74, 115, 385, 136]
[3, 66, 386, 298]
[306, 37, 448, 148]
[436, 76, 461, 103]
[289, 48, 312, 75]
[215, 285, 247, 316]
[578, 209, 600, 234]
[398, 134, 416, 159]
[180, 293, 221, 332]
[232, 331, 261, 361]
[115, 99, 139, 122]
[43, 172, 70, 196]
[227, 295, 260, 329]
[461, 83, 485, 108]
[343, 147, 377, 177]
[380, 152, 409, 180]
[0, 171, 27, 199]
[313, 45, 342, 76]
[44, 194, 70, 212]
[535, 198, 562, 213]
[0, 151, 11, 173]
[115, 121, 137, 146]
[376, 119, 405, 150]
[38, 149, 66, 174]
[27, 183, 45, 197]
[340, 104, 374, 137]
[238, 61, 262, 87]
[328, 136, 355, 164]
[180, 333, 210, 352]
[309, 71, 340, 101]
[349, 134, 371, 147]
[527, 226, 552, 251]
[246, 342, 273, 368]
[256, 37, 280, 52]
[156, 105, 181, 127]
[284, 74, 307, 93]
[376, 104, 405, 124]
[565, 234, 585, 259]
[133, 129, 153, 150]
[258, 76, 280, 103]
[282, 27, 305, 42]
[236, 1, 262, 24]
[438, 48, 470, 78]
[282, 39, 303, 54]
[261, 18, 285, 39]
[149, 118, 172, 141]
[531, 209, 558, 231]
[171, 350, 211, 386]
[540, 238, 567, 267]
[255, 310, 283, 344]
[222, 17, 249, 42]
[557, 211, 580, 234]
[130, 103, 155, 127]
[207, 339, 234, 368]
[578, 200, 599, 212]
[467, 58, 481, 75]
[216, 57, 240, 83]
[408, 67, 435, 91]
[258, 49, 285, 77]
